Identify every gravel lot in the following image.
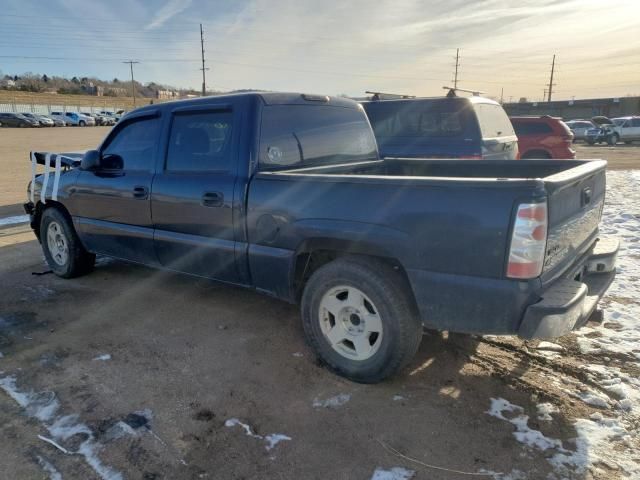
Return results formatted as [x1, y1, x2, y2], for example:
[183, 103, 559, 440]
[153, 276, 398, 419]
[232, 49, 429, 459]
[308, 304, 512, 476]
[1, 127, 639, 479]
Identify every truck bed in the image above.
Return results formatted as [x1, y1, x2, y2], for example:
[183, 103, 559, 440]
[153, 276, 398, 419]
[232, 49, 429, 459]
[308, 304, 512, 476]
[264, 158, 604, 182]
[251, 158, 607, 333]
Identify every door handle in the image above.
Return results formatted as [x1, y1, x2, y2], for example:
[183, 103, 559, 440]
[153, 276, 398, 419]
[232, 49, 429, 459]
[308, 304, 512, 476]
[133, 186, 149, 199]
[202, 191, 223, 207]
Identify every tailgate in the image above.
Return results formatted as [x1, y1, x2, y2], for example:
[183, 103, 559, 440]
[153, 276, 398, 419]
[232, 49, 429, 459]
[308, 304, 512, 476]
[541, 160, 607, 283]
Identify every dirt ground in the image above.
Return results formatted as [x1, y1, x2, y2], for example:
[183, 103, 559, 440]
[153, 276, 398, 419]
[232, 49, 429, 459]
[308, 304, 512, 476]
[1, 127, 638, 479]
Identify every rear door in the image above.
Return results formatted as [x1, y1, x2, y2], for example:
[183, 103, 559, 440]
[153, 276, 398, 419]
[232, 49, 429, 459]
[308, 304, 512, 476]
[474, 102, 518, 159]
[151, 104, 241, 282]
[74, 111, 161, 264]
[629, 118, 640, 140]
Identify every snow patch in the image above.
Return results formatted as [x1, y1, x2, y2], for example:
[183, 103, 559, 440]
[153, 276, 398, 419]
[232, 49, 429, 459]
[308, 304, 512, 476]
[536, 403, 559, 421]
[36, 455, 62, 480]
[535, 341, 564, 352]
[370, 466, 415, 480]
[392, 395, 406, 401]
[312, 393, 351, 409]
[264, 433, 292, 451]
[487, 398, 562, 451]
[487, 397, 639, 476]
[93, 354, 112, 361]
[0, 375, 123, 480]
[225, 418, 292, 451]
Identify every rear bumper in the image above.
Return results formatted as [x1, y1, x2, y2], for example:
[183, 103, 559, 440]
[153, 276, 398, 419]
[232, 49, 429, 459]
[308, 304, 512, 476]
[518, 237, 619, 339]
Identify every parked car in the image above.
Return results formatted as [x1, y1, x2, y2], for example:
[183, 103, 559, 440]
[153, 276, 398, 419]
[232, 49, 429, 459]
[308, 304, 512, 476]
[43, 115, 66, 127]
[361, 94, 518, 160]
[50, 111, 95, 127]
[611, 116, 640, 144]
[25, 92, 618, 383]
[0, 112, 40, 127]
[510, 116, 575, 159]
[565, 120, 595, 142]
[98, 111, 118, 125]
[586, 116, 618, 145]
[21, 112, 55, 127]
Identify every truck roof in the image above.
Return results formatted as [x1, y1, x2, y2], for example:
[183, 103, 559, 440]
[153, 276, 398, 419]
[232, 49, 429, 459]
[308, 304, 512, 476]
[131, 91, 359, 116]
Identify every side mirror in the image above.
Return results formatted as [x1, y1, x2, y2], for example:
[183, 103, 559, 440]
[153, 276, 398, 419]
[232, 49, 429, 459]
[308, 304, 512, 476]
[100, 153, 124, 171]
[80, 149, 101, 170]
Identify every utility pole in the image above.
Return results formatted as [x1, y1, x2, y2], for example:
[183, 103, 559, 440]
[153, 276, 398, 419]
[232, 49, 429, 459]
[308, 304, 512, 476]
[543, 89, 547, 102]
[123, 60, 140, 107]
[200, 24, 209, 96]
[547, 54, 556, 103]
[500, 87, 504, 104]
[453, 48, 460, 89]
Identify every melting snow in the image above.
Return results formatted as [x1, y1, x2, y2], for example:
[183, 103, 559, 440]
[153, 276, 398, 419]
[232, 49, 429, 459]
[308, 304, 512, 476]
[312, 393, 351, 408]
[536, 403, 559, 421]
[0, 375, 123, 480]
[36, 455, 62, 480]
[92, 354, 112, 361]
[370, 466, 415, 480]
[487, 397, 639, 477]
[225, 418, 292, 451]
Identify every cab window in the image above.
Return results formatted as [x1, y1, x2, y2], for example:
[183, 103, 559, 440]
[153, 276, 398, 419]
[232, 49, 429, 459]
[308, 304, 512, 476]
[102, 117, 160, 171]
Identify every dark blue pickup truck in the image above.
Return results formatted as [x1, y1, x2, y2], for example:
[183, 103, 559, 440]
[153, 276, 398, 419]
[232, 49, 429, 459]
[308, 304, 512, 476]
[25, 92, 618, 383]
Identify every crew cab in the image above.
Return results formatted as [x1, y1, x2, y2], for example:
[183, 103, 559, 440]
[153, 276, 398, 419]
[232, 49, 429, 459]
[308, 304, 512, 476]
[24, 92, 618, 383]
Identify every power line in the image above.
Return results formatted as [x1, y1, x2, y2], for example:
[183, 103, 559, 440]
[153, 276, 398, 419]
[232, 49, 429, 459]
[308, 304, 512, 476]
[123, 60, 140, 107]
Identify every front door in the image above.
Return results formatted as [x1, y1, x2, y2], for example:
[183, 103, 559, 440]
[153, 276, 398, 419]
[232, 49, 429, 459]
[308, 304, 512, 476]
[151, 106, 240, 282]
[74, 113, 161, 265]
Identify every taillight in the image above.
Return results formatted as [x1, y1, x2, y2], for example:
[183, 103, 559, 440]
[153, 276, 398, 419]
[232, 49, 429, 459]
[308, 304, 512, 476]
[507, 202, 548, 279]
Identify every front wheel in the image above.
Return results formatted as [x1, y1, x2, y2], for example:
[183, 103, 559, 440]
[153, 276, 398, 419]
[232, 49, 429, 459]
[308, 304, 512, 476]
[41, 207, 95, 278]
[79, 120, 86, 127]
[301, 257, 423, 383]
[608, 134, 619, 145]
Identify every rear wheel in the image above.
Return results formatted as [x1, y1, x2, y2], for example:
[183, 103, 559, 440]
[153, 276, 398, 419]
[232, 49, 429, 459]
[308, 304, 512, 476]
[301, 257, 423, 383]
[41, 207, 95, 278]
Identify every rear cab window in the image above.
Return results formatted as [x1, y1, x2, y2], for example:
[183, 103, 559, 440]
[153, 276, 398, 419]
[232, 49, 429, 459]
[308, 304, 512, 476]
[474, 103, 516, 138]
[258, 104, 377, 169]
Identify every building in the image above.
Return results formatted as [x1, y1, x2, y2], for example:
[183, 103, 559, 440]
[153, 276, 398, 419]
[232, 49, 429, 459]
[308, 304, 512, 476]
[156, 89, 179, 100]
[503, 96, 640, 120]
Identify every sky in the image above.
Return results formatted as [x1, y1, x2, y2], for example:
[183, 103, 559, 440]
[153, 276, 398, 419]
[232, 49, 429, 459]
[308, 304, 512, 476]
[1, 0, 639, 100]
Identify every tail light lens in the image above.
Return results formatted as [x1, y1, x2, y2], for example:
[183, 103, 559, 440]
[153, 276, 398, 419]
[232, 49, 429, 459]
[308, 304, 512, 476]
[507, 202, 548, 279]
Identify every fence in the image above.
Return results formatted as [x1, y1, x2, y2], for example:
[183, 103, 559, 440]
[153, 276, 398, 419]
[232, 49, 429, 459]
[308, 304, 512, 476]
[0, 90, 153, 115]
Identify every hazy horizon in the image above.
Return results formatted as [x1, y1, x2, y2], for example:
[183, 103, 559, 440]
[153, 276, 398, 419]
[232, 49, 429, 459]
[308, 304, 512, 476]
[1, 0, 639, 101]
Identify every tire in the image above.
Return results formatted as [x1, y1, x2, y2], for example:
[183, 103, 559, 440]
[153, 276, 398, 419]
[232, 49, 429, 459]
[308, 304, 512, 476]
[41, 207, 95, 278]
[608, 134, 619, 146]
[79, 120, 86, 127]
[301, 256, 423, 383]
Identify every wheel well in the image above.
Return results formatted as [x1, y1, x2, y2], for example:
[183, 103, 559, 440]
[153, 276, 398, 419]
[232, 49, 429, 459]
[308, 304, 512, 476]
[521, 149, 552, 159]
[292, 249, 417, 309]
[33, 200, 72, 240]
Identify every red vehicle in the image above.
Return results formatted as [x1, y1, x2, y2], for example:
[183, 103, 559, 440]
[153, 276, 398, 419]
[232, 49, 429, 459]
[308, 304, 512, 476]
[510, 116, 575, 159]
